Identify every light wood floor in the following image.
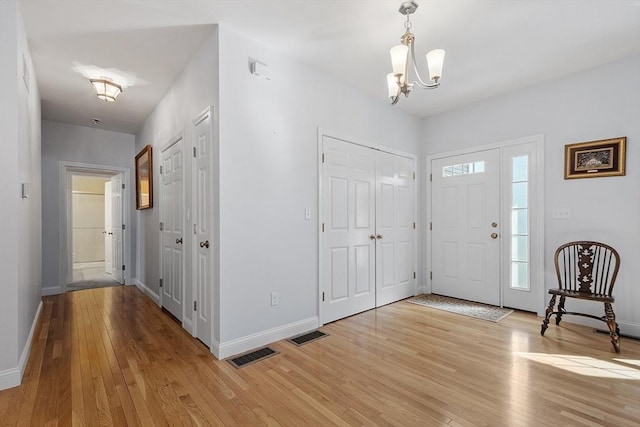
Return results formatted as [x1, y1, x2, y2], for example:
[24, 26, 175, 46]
[1, 287, 638, 426]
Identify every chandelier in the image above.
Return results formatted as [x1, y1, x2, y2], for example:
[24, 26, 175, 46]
[90, 78, 123, 102]
[387, 1, 445, 105]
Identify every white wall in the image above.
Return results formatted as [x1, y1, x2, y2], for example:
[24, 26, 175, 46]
[216, 25, 422, 353]
[422, 55, 640, 336]
[134, 27, 219, 326]
[0, 0, 42, 390]
[41, 120, 135, 293]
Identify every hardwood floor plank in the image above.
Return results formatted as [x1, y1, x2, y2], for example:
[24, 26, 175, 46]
[1, 286, 639, 426]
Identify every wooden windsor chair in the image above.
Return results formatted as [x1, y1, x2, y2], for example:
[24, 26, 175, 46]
[541, 241, 621, 352]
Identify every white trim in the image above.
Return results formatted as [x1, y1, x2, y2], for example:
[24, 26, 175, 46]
[41, 286, 61, 296]
[133, 278, 160, 306]
[58, 161, 131, 295]
[217, 316, 319, 360]
[183, 318, 193, 335]
[0, 301, 42, 391]
[425, 134, 545, 314]
[317, 128, 418, 326]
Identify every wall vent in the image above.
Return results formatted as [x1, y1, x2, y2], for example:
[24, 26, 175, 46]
[288, 330, 328, 347]
[227, 347, 278, 369]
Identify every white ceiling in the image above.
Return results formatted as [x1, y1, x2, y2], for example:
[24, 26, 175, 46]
[20, 0, 640, 134]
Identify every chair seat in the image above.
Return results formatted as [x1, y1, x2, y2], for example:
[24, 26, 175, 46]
[548, 288, 614, 303]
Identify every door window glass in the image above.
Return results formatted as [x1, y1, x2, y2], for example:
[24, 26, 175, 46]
[511, 155, 529, 290]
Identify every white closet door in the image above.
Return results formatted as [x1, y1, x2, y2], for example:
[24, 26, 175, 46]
[110, 174, 124, 283]
[322, 136, 376, 324]
[193, 110, 213, 347]
[104, 181, 112, 275]
[160, 138, 185, 321]
[375, 152, 415, 307]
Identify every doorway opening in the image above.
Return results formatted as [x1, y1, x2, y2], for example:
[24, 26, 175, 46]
[60, 162, 130, 294]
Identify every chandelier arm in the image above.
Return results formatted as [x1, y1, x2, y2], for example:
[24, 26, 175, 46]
[409, 42, 439, 89]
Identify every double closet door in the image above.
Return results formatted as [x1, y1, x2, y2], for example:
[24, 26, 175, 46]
[322, 136, 415, 324]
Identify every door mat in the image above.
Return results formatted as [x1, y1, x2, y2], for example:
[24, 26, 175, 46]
[407, 294, 513, 323]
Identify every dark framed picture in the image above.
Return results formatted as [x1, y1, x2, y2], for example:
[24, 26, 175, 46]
[564, 137, 626, 179]
[135, 145, 153, 209]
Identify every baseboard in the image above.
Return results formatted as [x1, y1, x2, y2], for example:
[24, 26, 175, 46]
[217, 316, 319, 360]
[133, 278, 160, 306]
[41, 286, 62, 296]
[210, 338, 221, 360]
[0, 301, 43, 391]
[557, 316, 640, 339]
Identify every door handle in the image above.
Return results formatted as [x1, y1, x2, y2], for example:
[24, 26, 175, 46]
[491, 222, 498, 228]
[108, 232, 113, 235]
[491, 233, 498, 239]
[102, 231, 107, 234]
[200, 240, 209, 248]
[176, 238, 183, 244]
[376, 234, 383, 240]
[370, 235, 376, 240]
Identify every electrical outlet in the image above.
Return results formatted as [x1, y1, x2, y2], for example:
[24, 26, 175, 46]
[552, 208, 571, 219]
[271, 292, 279, 306]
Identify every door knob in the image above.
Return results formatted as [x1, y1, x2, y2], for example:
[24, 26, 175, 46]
[200, 240, 209, 248]
[102, 231, 107, 234]
[491, 222, 498, 228]
[491, 233, 498, 239]
[376, 234, 383, 240]
[176, 238, 183, 244]
[370, 235, 376, 240]
[108, 232, 113, 235]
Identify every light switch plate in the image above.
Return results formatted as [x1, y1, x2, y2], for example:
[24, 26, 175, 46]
[552, 208, 571, 219]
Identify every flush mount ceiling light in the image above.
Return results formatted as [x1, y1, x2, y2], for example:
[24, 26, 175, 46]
[387, 1, 445, 105]
[90, 78, 123, 102]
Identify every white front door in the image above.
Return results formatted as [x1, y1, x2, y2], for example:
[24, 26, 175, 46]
[375, 151, 415, 306]
[160, 137, 185, 321]
[110, 173, 124, 283]
[321, 136, 416, 324]
[431, 149, 500, 305]
[193, 110, 213, 346]
[322, 136, 376, 324]
[104, 181, 113, 275]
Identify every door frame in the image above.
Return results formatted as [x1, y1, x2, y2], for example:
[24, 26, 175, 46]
[317, 128, 418, 325]
[57, 161, 131, 294]
[425, 134, 545, 315]
[158, 132, 186, 322]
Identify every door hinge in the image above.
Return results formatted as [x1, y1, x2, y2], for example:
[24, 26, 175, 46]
[122, 183, 125, 190]
[160, 222, 164, 231]
[322, 292, 325, 302]
[430, 222, 432, 231]
[322, 223, 325, 232]
[194, 301, 197, 311]
[159, 278, 163, 288]
[122, 224, 125, 230]
[430, 173, 432, 182]
[193, 224, 197, 234]
[122, 265, 125, 271]
[160, 165, 163, 175]
[413, 222, 416, 229]
[322, 153, 325, 163]
[413, 172, 416, 180]
[430, 271, 433, 280]
[413, 272, 416, 279]
[193, 147, 197, 157]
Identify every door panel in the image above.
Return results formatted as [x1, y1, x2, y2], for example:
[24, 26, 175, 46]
[160, 138, 184, 321]
[193, 111, 213, 346]
[431, 149, 500, 305]
[104, 181, 113, 275]
[110, 174, 124, 283]
[322, 136, 376, 323]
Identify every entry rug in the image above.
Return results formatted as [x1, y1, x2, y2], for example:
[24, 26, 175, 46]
[407, 294, 513, 323]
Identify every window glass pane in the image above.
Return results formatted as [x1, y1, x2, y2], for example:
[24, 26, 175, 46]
[474, 161, 485, 173]
[511, 262, 529, 289]
[512, 236, 529, 262]
[453, 164, 463, 176]
[512, 155, 528, 182]
[512, 182, 528, 208]
[511, 209, 528, 235]
[442, 166, 452, 177]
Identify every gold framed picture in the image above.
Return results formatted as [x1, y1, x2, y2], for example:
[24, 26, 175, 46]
[135, 145, 153, 209]
[564, 137, 626, 179]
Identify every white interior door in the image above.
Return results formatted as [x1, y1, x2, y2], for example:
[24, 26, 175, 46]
[322, 136, 376, 323]
[104, 181, 113, 275]
[375, 152, 415, 306]
[193, 110, 213, 346]
[431, 149, 500, 305]
[110, 173, 124, 283]
[160, 138, 185, 321]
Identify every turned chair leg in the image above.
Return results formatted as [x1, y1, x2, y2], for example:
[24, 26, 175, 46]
[604, 302, 620, 353]
[555, 295, 566, 325]
[541, 294, 557, 336]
